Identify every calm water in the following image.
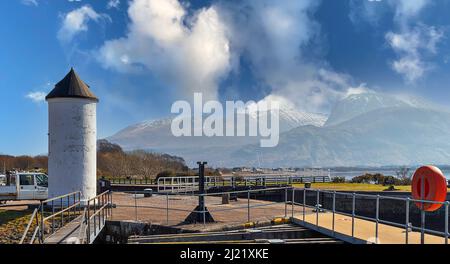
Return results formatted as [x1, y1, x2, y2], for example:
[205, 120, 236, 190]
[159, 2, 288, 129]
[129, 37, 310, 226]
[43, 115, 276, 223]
[331, 169, 450, 180]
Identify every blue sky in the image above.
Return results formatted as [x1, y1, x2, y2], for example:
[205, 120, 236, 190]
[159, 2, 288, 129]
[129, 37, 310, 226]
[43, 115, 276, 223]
[1, 0, 450, 155]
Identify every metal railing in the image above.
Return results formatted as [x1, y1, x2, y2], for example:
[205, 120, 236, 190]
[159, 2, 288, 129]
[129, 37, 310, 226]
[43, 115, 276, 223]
[115, 187, 294, 226]
[156, 175, 330, 193]
[295, 189, 450, 244]
[19, 191, 112, 244]
[83, 191, 112, 244]
[19, 208, 39, 244]
[109, 178, 157, 185]
[20, 191, 82, 244]
[196, 187, 294, 226]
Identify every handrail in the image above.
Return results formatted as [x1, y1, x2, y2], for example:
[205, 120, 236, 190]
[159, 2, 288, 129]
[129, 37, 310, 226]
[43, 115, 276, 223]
[114, 187, 293, 226]
[298, 188, 450, 244]
[30, 225, 40, 244]
[18, 190, 112, 244]
[43, 201, 81, 221]
[19, 208, 38, 244]
[156, 175, 330, 193]
[84, 191, 112, 244]
[199, 186, 291, 196]
[42, 191, 81, 204]
[87, 190, 110, 202]
[77, 207, 88, 244]
[39, 191, 83, 242]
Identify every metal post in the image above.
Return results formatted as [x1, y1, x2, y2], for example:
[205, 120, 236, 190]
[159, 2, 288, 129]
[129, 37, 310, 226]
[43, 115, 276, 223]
[61, 197, 64, 226]
[51, 200, 55, 234]
[78, 192, 81, 214]
[134, 191, 138, 221]
[291, 188, 295, 219]
[40, 201, 44, 242]
[166, 193, 169, 225]
[352, 193, 356, 239]
[316, 190, 319, 227]
[101, 194, 104, 225]
[332, 191, 336, 235]
[247, 190, 251, 223]
[87, 200, 91, 244]
[93, 198, 97, 236]
[421, 210, 426, 244]
[406, 198, 410, 244]
[110, 191, 113, 219]
[73, 193, 76, 217]
[303, 189, 306, 222]
[376, 195, 380, 243]
[109, 192, 112, 218]
[421, 174, 425, 244]
[99, 195, 102, 229]
[445, 202, 449, 245]
[67, 195, 70, 220]
[284, 188, 288, 217]
[203, 194, 206, 227]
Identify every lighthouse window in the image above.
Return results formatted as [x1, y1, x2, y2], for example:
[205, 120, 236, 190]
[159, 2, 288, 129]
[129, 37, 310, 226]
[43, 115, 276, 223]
[19, 175, 34, 186]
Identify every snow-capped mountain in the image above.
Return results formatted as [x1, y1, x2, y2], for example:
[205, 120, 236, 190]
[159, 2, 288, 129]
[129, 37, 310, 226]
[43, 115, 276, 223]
[325, 92, 409, 126]
[108, 92, 450, 167]
[108, 107, 326, 152]
[231, 105, 450, 167]
[278, 107, 327, 129]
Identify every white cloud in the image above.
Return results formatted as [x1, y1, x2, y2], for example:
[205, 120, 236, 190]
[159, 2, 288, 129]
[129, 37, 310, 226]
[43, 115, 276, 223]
[21, 0, 38, 6]
[26, 91, 46, 103]
[98, 0, 231, 101]
[97, 0, 362, 114]
[350, 0, 444, 83]
[107, 0, 120, 9]
[58, 5, 110, 43]
[389, 0, 428, 26]
[349, 0, 386, 27]
[345, 84, 372, 98]
[387, 0, 444, 83]
[386, 25, 444, 83]
[217, 1, 354, 113]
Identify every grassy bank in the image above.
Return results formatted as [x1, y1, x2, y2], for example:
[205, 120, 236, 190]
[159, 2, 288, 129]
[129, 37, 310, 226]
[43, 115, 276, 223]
[0, 209, 34, 244]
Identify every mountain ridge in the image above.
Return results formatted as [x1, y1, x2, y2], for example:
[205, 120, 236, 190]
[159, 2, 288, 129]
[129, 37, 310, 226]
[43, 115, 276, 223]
[107, 92, 450, 167]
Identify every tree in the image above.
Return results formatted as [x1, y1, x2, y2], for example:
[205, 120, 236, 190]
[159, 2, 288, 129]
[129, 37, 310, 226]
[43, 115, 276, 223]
[396, 167, 412, 185]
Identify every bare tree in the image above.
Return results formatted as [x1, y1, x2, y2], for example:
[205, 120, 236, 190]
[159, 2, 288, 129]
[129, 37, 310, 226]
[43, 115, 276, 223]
[395, 166, 411, 185]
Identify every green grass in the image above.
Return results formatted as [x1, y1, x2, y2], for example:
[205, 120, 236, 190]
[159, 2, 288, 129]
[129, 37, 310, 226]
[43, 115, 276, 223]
[0, 210, 32, 225]
[293, 183, 413, 192]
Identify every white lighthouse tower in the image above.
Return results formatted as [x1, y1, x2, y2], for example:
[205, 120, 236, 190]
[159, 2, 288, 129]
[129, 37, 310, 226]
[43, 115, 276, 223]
[46, 68, 98, 203]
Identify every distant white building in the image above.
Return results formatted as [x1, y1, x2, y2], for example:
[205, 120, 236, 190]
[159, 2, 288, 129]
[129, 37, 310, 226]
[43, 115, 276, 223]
[46, 68, 98, 203]
[0, 174, 5, 186]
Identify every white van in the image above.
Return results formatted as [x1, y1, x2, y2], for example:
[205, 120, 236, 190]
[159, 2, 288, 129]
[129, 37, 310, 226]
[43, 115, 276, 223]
[0, 173, 48, 203]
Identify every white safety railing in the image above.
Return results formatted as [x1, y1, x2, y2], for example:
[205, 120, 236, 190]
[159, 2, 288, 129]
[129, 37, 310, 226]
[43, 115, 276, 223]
[157, 175, 331, 193]
[295, 189, 449, 244]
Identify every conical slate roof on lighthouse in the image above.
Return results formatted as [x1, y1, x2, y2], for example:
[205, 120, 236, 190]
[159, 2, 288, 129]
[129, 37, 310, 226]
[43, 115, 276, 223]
[46, 68, 99, 102]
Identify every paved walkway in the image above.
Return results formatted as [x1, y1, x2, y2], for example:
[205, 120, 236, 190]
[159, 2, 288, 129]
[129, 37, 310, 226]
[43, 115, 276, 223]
[293, 211, 446, 244]
[43, 215, 106, 244]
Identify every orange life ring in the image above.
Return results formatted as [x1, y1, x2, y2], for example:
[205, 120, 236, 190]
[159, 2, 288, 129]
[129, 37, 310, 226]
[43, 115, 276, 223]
[411, 166, 447, 212]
